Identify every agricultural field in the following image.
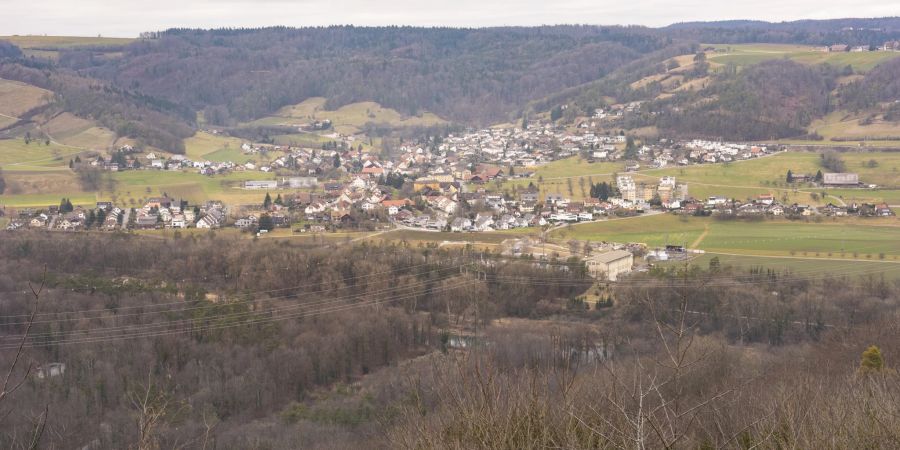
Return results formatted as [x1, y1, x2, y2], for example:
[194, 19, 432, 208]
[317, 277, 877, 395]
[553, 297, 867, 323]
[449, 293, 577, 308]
[638, 151, 900, 204]
[486, 150, 900, 205]
[183, 131, 245, 161]
[796, 110, 900, 146]
[0, 35, 133, 48]
[42, 112, 115, 150]
[0, 192, 97, 208]
[0, 35, 133, 60]
[0, 77, 51, 118]
[705, 43, 900, 72]
[102, 170, 282, 206]
[530, 157, 625, 180]
[2, 170, 82, 195]
[271, 132, 340, 148]
[0, 138, 84, 171]
[485, 157, 626, 201]
[671, 253, 900, 279]
[556, 214, 900, 260]
[249, 97, 446, 135]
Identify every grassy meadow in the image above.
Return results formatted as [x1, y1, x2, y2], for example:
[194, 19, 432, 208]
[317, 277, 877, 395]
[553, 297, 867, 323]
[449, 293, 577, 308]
[102, 170, 281, 206]
[670, 252, 900, 279]
[639, 151, 900, 204]
[43, 112, 115, 150]
[0, 77, 51, 117]
[249, 97, 446, 135]
[555, 214, 900, 259]
[184, 131, 246, 161]
[0, 35, 133, 60]
[483, 151, 900, 205]
[782, 110, 900, 147]
[706, 43, 900, 72]
[484, 157, 626, 201]
[0, 138, 85, 171]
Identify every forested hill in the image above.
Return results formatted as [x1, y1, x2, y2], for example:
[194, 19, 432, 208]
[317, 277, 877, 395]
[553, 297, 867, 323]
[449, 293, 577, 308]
[90, 26, 666, 126]
[665, 17, 900, 47]
[839, 57, 900, 111]
[2, 20, 900, 149]
[655, 60, 833, 140]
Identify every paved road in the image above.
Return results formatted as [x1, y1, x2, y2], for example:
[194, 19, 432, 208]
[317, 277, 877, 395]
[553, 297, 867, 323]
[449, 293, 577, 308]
[121, 209, 131, 230]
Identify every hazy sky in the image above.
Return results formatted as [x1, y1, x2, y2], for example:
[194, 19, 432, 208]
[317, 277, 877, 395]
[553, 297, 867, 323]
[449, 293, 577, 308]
[3, 0, 898, 37]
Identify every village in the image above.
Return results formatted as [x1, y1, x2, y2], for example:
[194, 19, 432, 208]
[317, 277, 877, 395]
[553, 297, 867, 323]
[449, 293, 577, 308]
[4, 118, 895, 237]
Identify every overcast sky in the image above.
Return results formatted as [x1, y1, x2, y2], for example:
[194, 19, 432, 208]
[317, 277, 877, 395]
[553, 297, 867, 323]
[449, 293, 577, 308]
[2, 0, 898, 37]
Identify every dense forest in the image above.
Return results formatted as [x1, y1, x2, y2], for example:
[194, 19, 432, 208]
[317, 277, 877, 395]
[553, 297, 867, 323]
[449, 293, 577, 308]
[839, 56, 900, 111]
[654, 60, 834, 140]
[95, 26, 666, 125]
[1, 233, 899, 448]
[666, 17, 900, 48]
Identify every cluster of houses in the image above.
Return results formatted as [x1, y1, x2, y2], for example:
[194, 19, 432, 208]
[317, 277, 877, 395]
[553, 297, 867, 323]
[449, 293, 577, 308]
[424, 123, 624, 169]
[131, 197, 226, 230]
[84, 141, 350, 177]
[818, 42, 900, 52]
[590, 102, 644, 121]
[6, 202, 125, 231]
[395, 176, 688, 233]
[676, 140, 772, 165]
[686, 194, 894, 218]
[5, 198, 228, 232]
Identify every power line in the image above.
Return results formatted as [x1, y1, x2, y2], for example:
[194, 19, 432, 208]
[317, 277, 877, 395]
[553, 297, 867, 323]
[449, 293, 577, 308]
[1, 279, 478, 349]
[0, 261, 461, 321]
[1, 268, 469, 338]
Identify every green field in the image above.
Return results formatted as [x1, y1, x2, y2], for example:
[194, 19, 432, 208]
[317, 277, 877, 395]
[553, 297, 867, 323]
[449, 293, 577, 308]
[272, 132, 339, 148]
[485, 157, 626, 200]
[789, 110, 900, 147]
[104, 170, 281, 206]
[0, 35, 133, 48]
[184, 131, 246, 161]
[0, 35, 133, 60]
[487, 151, 900, 205]
[0, 192, 97, 208]
[671, 252, 900, 279]
[706, 43, 900, 72]
[556, 214, 900, 259]
[637, 151, 900, 204]
[0, 138, 85, 171]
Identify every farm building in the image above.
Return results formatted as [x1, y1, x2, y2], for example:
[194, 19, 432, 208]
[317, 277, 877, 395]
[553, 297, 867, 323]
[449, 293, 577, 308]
[823, 173, 859, 186]
[285, 177, 318, 188]
[244, 180, 278, 189]
[586, 250, 634, 281]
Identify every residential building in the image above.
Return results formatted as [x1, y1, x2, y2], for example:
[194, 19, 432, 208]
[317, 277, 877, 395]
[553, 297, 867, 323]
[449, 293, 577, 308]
[586, 250, 634, 281]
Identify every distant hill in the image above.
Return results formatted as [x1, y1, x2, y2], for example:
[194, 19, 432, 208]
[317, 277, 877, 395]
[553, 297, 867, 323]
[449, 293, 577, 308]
[664, 17, 900, 47]
[667, 17, 900, 31]
[1, 21, 900, 151]
[97, 26, 666, 126]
